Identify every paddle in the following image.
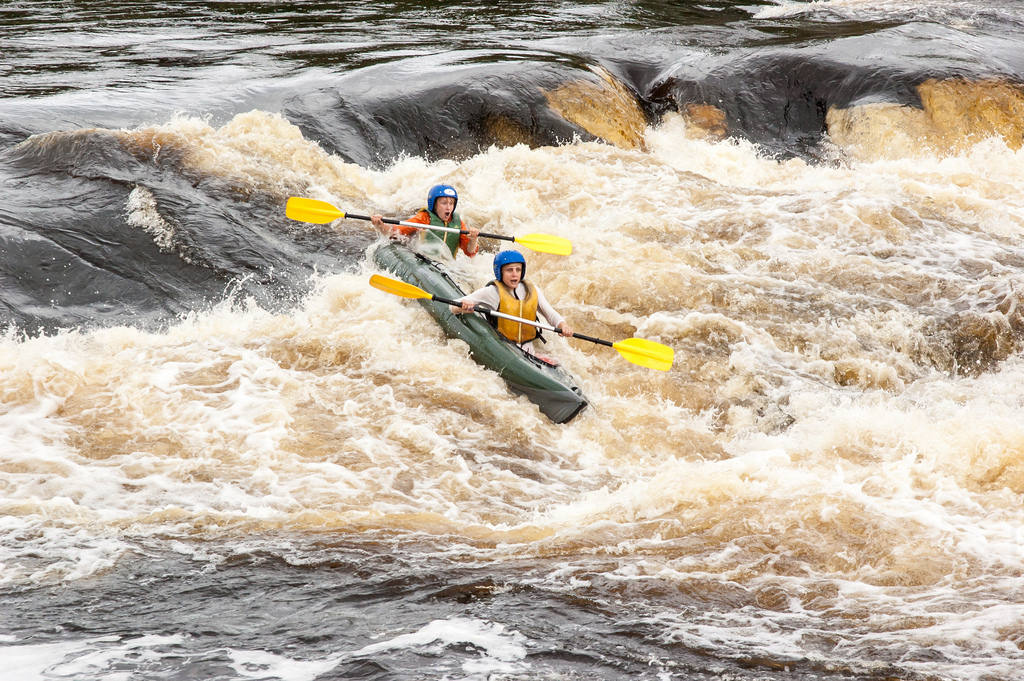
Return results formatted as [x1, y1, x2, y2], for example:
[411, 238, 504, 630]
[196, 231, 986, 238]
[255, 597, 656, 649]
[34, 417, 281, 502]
[368, 274, 674, 371]
[286, 196, 572, 256]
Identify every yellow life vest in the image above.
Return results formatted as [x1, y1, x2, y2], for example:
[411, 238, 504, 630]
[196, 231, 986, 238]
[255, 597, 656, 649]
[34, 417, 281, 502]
[492, 280, 538, 343]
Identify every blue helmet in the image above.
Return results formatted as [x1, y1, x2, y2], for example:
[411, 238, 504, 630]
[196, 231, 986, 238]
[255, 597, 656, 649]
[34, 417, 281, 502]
[427, 184, 458, 214]
[493, 249, 526, 280]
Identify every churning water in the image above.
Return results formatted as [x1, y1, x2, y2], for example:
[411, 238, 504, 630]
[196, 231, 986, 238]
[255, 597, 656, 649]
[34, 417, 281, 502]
[3, 1, 1024, 679]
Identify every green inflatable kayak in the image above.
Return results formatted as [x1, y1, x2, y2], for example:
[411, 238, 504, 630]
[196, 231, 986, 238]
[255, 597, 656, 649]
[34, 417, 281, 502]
[372, 242, 588, 423]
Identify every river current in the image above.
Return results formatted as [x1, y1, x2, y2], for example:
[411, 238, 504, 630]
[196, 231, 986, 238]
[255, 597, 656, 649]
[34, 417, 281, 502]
[3, 1, 1024, 680]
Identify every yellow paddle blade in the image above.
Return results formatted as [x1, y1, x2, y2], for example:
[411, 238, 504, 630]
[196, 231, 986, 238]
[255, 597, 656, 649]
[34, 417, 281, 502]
[515, 232, 573, 256]
[285, 197, 345, 224]
[368, 274, 434, 301]
[612, 337, 675, 371]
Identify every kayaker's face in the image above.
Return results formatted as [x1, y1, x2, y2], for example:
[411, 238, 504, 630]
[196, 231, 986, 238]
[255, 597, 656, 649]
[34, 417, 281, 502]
[434, 196, 455, 222]
[501, 262, 522, 288]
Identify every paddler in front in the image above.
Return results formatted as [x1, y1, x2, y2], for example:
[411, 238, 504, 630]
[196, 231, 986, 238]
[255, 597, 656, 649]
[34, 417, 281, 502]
[370, 184, 480, 261]
[452, 250, 573, 363]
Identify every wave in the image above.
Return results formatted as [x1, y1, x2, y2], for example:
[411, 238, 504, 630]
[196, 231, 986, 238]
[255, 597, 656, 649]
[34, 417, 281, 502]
[3, 21, 1024, 336]
[0, 113, 373, 333]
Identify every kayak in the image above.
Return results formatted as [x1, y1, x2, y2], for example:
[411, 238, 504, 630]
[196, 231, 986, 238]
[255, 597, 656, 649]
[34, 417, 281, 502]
[372, 241, 589, 423]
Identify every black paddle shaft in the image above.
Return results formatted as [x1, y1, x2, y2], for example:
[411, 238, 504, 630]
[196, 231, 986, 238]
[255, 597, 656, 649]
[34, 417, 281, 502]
[569, 332, 613, 348]
[344, 212, 404, 226]
[427, 293, 490, 314]
[428, 293, 464, 309]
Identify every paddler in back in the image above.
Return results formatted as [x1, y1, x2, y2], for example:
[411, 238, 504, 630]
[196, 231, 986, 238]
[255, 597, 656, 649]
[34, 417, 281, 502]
[370, 184, 480, 261]
[452, 249, 573, 362]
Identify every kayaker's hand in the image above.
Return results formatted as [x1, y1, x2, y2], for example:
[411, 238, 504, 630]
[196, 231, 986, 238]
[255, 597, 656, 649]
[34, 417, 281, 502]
[460, 300, 476, 313]
[465, 225, 480, 250]
[557, 322, 573, 337]
[370, 214, 389, 235]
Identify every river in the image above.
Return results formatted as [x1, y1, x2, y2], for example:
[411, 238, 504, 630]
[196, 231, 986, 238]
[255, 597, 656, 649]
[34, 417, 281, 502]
[3, 1, 1024, 679]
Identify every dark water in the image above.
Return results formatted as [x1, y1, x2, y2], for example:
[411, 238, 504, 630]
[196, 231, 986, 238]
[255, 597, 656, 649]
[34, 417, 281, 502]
[4, 2, 1024, 680]
[2, 541, 766, 680]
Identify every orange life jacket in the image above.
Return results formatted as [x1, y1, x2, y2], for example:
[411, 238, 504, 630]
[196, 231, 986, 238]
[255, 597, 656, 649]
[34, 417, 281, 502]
[394, 209, 476, 257]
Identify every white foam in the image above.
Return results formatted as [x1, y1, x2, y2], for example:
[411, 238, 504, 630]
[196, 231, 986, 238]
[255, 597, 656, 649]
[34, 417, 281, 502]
[0, 635, 182, 681]
[353, 617, 528, 677]
[125, 185, 178, 254]
[228, 648, 340, 681]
